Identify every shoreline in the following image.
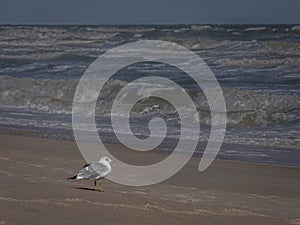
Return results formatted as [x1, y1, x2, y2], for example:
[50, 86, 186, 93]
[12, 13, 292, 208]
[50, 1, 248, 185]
[1, 127, 300, 168]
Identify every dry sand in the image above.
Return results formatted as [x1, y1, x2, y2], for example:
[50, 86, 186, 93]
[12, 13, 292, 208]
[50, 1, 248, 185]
[0, 130, 300, 225]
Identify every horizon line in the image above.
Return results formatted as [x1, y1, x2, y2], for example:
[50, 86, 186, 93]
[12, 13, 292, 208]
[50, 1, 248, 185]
[0, 22, 299, 26]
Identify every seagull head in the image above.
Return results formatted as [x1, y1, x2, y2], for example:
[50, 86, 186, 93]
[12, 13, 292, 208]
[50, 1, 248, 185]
[99, 156, 114, 164]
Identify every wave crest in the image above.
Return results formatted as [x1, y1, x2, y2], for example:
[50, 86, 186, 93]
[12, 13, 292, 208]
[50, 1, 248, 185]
[0, 75, 299, 126]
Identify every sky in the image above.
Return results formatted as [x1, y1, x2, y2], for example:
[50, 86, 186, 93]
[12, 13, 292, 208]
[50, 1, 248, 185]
[0, 0, 299, 24]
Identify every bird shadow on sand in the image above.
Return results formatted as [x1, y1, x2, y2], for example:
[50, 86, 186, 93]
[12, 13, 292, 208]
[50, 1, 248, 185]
[77, 187, 105, 192]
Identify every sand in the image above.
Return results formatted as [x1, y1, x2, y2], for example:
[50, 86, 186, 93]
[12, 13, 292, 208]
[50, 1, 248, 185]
[0, 130, 300, 225]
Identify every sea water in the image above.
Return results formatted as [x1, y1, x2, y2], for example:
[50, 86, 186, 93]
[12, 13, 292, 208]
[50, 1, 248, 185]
[0, 24, 299, 166]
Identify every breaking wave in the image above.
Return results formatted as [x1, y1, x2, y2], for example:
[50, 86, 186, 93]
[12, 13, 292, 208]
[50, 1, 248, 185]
[0, 75, 299, 126]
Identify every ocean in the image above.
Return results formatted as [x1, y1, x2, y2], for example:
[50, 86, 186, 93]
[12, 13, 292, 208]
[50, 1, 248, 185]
[0, 24, 299, 166]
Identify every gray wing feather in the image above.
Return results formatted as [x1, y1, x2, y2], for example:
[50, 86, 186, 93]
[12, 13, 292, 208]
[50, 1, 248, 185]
[77, 162, 108, 179]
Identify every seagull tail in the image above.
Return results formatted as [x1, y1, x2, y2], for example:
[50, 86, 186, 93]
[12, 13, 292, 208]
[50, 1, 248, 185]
[67, 175, 78, 180]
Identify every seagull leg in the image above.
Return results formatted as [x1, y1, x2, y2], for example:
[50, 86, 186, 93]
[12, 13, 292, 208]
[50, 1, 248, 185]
[99, 180, 102, 192]
[94, 180, 97, 191]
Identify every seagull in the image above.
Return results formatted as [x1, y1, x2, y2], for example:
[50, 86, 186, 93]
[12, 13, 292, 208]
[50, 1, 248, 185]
[68, 156, 114, 192]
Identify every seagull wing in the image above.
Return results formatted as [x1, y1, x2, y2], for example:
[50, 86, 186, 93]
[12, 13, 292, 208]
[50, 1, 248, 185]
[77, 162, 109, 180]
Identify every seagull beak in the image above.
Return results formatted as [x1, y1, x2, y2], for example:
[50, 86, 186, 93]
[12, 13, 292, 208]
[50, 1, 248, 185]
[111, 160, 115, 164]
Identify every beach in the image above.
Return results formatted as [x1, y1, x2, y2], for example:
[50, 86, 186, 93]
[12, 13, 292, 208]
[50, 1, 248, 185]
[0, 130, 299, 225]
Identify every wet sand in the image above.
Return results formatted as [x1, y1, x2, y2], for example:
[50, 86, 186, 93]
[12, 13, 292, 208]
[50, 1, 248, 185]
[0, 130, 300, 225]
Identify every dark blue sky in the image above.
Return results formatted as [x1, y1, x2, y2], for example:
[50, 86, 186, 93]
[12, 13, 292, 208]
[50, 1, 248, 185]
[0, 0, 299, 24]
